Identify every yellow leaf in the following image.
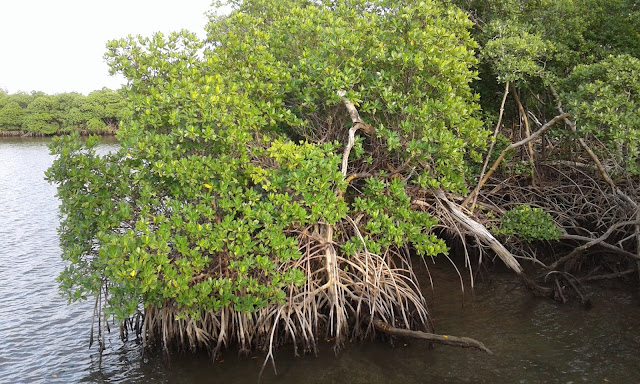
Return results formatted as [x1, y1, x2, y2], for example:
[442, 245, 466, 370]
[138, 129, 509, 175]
[204, 183, 212, 189]
[130, 270, 136, 277]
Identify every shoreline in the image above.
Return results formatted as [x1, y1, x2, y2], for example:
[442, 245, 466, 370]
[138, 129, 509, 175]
[0, 129, 117, 138]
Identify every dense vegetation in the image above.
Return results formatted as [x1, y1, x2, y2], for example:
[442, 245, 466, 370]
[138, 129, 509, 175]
[0, 88, 126, 135]
[450, 0, 640, 303]
[47, 0, 639, 365]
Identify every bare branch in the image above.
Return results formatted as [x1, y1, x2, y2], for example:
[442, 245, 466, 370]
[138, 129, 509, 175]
[511, 83, 536, 185]
[372, 318, 493, 355]
[466, 112, 569, 206]
[337, 90, 375, 177]
[420, 190, 524, 274]
[465, 81, 509, 210]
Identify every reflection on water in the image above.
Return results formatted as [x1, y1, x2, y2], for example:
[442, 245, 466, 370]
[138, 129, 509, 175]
[1, 138, 639, 383]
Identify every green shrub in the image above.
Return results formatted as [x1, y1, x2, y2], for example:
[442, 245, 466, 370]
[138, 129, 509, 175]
[48, 0, 485, 330]
[496, 205, 562, 242]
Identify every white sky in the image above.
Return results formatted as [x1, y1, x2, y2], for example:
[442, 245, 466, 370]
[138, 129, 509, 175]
[0, 1, 218, 95]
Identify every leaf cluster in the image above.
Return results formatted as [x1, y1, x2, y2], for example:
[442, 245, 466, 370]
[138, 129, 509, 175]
[495, 205, 562, 242]
[561, 55, 640, 175]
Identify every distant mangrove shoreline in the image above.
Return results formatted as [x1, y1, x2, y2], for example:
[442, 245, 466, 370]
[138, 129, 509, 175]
[0, 127, 117, 137]
[0, 88, 126, 136]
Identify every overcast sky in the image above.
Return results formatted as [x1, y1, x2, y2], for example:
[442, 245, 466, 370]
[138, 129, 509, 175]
[0, 1, 218, 95]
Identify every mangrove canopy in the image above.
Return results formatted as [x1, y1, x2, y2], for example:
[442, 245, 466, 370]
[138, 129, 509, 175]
[47, 0, 640, 367]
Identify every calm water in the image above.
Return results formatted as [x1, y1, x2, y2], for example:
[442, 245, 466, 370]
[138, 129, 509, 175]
[1, 138, 640, 383]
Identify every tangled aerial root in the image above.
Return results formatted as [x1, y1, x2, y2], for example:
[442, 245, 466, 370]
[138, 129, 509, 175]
[136, 220, 432, 371]
[113, 218, 492, 375]
[479, 166, 639, 302]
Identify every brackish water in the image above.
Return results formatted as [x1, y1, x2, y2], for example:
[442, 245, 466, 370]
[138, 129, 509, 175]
[1, 138, 640, 383]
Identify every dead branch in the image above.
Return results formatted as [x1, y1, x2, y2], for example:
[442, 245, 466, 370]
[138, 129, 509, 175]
[540, 160, 617, 174]
[372, 318, 493, 355]
[555, 220, 640, 268]
[419, 190, 523, 274]
[579, 268, 636, 282]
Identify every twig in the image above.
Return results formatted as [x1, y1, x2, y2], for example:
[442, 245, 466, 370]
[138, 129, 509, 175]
[550, 85, 636, 210]
[540, 160, 616, 173]
[554, 278, 567, 303]
[511, 83, 536, 185]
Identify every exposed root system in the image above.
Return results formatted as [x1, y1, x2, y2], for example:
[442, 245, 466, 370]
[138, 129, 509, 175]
[107, 220, 491, 374]
[478, 164, 639, 294]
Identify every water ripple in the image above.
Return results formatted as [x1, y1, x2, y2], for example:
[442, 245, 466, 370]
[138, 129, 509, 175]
[0, 139, 112, 384]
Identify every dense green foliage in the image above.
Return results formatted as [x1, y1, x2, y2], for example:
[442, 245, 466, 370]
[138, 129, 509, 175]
[560, 55, 640, 175]
[48, 0, 485, 324]
[495, 205, 562, 242]
[0, 89, 126, 134]
[455, 0, 640, 116]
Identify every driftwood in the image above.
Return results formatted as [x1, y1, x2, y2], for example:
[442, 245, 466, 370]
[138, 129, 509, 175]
[372, 318, 493, 355]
